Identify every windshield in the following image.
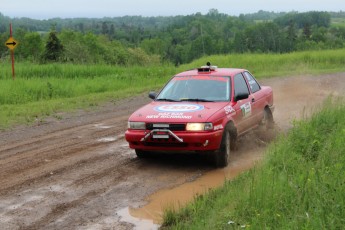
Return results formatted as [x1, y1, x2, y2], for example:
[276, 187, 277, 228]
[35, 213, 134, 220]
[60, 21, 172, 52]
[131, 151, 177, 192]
[156, 75, 231, 102]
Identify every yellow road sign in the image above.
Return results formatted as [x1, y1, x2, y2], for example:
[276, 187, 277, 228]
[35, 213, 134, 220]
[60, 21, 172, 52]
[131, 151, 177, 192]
[5, 37, 19, 50]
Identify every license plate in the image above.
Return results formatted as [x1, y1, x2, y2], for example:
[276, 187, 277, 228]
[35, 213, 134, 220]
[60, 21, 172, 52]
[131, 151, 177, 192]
[153, 123, 169, 128]
[152, 134, 169, 139]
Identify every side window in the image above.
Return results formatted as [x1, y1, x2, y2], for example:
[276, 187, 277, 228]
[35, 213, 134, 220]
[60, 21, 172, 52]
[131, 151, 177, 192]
[244, 72, 261, 93]
[234, 73, 250, 98]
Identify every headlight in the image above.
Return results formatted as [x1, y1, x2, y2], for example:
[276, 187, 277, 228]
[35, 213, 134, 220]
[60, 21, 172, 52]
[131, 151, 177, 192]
[186, 123, 213, 131]
[128, 121, 146, 130]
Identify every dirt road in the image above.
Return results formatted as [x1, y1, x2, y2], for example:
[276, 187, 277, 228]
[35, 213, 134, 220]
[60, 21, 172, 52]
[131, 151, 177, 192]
[0, 73, 344, 229]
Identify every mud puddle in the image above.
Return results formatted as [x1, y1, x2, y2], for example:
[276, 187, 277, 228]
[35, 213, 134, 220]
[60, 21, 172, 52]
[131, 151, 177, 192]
[118, 135, 267, 227]
[117, 208, 160, 230]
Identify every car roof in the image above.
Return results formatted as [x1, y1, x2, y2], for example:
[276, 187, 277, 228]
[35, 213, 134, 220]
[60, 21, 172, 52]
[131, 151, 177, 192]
[175, 68, 247, 77]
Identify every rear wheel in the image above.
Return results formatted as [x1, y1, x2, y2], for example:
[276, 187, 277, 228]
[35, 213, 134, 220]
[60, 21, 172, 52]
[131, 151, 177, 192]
[261, 107, 274, 129]
[214, 125, 235, 167]
[256, 108, 276, 142]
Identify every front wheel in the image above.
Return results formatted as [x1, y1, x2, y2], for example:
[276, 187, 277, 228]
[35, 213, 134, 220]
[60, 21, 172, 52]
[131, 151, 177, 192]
[214, 126, 232, 168]
[135, 149, 148, 158]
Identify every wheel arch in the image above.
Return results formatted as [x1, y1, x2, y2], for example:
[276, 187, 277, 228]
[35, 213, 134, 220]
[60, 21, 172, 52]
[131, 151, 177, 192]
[222, 120, 238, 151]
[223, 120, 237, 137]
[264, 105, 274, 121]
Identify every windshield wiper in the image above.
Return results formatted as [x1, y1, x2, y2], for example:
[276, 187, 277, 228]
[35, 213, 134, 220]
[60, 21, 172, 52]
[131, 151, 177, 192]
[180, 98, 214, 102]
[156, 98, 179, 102]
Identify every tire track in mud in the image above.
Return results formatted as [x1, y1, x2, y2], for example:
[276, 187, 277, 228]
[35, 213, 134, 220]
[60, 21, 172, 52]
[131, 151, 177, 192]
[0, 136, 141, 229]
[0, 114, 127, 176]
[0, 97, 153, 230]
[23, 158, 140, 230]
[0, 116, 127, 159]
[0, 127, 127, 195]
[0, 141, 122, 196]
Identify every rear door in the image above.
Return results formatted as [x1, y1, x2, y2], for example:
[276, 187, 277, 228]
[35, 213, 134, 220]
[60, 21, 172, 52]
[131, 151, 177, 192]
[243, 71, 265, 125]
[232, 73, 254, 134]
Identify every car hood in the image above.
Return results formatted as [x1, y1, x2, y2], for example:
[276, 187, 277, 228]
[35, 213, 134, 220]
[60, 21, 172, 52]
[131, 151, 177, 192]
[128, 101, 229, 123]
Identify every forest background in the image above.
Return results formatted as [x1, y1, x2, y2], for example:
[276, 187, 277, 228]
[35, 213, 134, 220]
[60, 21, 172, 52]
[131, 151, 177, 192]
[1, 9, 345, 66]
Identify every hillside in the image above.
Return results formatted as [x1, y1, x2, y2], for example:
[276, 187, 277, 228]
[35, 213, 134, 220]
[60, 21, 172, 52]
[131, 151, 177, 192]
[1, 10, 345, 65]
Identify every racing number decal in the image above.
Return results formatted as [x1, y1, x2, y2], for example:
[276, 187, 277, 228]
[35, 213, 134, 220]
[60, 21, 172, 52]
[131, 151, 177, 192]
[224, 105, 235, 115]
[240, 102, 252, 118]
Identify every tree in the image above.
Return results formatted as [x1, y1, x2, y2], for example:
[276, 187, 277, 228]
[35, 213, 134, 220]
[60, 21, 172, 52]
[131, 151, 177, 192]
[109, 24, 115, 39]
[286, 20, 297, 51]
[21, 32, 43, 61]
[303, 23, 312, 40]
[42, 30, 64, 62]
[101, 22, 109, 35]
[0, 10, 343, 65]
[242, 22, 283, 53]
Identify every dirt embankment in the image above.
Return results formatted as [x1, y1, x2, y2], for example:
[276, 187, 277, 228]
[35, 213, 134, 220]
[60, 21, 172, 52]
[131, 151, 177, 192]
[0, 73, 344, 229]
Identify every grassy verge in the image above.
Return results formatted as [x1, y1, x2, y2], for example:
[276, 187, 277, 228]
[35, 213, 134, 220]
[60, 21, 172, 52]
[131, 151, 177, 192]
[0, 49, 345, 128]
[0, 63, 176, 128]
[161, 98, 345, 229]
[182, 49, 345, 78]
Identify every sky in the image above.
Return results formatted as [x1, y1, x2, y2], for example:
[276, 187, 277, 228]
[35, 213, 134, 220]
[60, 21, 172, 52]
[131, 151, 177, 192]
[1, 0, 344, 19]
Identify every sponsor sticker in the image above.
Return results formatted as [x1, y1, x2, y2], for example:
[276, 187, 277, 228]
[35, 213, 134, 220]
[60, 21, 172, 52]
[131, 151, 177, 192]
[154, 104, 204, 113]
[146, 112, 192, 119]
[224, 105, 235, 115]
[213, 124, 224, 131]
[240, 102, 252, 118]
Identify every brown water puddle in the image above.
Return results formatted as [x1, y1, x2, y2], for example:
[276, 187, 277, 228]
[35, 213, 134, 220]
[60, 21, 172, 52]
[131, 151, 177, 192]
[128, 144, 265, 224]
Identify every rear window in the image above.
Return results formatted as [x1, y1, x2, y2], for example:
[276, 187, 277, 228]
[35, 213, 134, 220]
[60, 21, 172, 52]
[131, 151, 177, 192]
[234, 73, 250, 97]
[244, 72, 261, 93]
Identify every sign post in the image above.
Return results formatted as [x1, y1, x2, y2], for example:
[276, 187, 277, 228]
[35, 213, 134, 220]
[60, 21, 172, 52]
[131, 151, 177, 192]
[5, 23, 18, 80]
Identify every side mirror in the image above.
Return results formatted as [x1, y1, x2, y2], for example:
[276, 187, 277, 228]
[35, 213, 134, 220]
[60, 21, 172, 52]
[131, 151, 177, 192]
[234, 92, 249, 102]
[148, 91, 157, 100]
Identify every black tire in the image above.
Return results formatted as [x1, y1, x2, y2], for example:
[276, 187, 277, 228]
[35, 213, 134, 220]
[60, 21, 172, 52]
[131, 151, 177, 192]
[256, 108, 276, 142]
[261, 108, 274, 130]
[214, 125, 233, 168]
[135, 149, 148, 158]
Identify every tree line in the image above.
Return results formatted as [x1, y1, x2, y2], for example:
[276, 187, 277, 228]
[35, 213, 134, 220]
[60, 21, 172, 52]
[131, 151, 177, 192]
[1, 10, 345, 66]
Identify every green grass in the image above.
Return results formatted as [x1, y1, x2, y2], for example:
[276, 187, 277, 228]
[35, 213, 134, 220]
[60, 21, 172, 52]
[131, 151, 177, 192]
[161, 98, 345, 229]
[0, 63, 176, 128]
[182, 49, 345, 78]
[331, 17, 345, 27]
[1, 49, 345, 128]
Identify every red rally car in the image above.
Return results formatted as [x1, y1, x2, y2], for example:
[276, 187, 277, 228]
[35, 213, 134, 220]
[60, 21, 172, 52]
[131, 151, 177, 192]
[125, 63, 274, 167]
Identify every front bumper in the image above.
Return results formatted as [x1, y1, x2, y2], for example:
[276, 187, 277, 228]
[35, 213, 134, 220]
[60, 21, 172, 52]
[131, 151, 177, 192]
[125, 129, 223, 152]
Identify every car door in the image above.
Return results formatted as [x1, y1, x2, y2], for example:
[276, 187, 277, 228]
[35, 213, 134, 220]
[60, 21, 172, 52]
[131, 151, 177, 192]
[243, 71, 265, 125]
[232, 73, 254, 134]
